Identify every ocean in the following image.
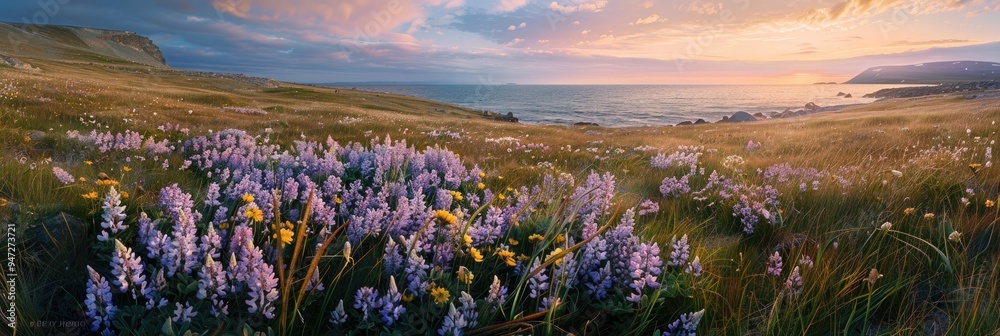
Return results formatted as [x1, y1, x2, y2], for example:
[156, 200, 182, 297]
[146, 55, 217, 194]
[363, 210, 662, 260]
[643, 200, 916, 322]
[339, 84, 922, 127]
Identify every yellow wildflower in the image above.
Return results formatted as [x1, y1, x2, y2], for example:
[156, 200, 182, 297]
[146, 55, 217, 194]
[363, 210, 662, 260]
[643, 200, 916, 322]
[546, 248, 565, 266]
[507, 238, 519, 246]
[970, 163, 983, 173]
[478, 172, 485, 179]
[245, 205, 264, 222]
[987, 200, 995, 208]
[903, 208, 915, 215]
[24, 136, 31, 142]
[241, 193, 254, 203]
[497, 194, 506, 200]
[123, 166, 132, 172]
[430, 286, 450, 305]
[457, 266, 474, 285]
[517, 254, 529, 262]
[477, 183, 485, 190]
[79, 177, 87, 183]
[434, 210, 458, 225]
[120, 191, 129, 199]
[463, 234, 473, 247]
[82, 191, 98, 200]
[554, 235, 565, 244]
[498, 176, 504, 180]
[496, 249, 517, 267]
[335, 196, 343, 204]
[274, 227, 294, 244]
[528, 233, 544, 243]
[0, 198, 8, 207]
[469, 247, 484, 262]
[924, 213, 935, 219]
[96, 179, 119, 187]
[219, 222, 230, 230]
[402, 293, 414, 303]
[85, 160, 93, 165]
[450, 190, 464, 201]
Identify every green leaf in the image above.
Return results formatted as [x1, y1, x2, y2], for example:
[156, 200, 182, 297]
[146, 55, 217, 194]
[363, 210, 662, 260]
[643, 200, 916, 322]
[161, 318, 175, 336]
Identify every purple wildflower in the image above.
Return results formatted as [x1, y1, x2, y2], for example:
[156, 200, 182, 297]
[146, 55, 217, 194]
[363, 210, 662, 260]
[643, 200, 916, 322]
[766, 251, 783, 277]
[85, 265, 116, 332]
[172, 301, 197, 323]
[662, 309, 705, 336]
[438, 303, 468, 336]
[329, 300, 348, 325]
[52, 167, 75, 185]
[785, 266, 803, 297]
[246, 251, 279, 319]
[668, 235, 690, 267]
[197, 254, 229, 316]
[627, 242, 663, 303]
[486, 275, 507, 309]
[98, 187, 127, 242]
[458, 291, 478, 328]
[354, 286, 382, 322]
[686, 256, 703, 277]
[379, 276, 406, 326]
[111, 239, 148, 300]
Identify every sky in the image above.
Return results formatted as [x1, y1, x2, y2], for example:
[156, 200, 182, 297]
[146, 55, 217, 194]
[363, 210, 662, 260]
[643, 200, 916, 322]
[2, 0, 1000, 84]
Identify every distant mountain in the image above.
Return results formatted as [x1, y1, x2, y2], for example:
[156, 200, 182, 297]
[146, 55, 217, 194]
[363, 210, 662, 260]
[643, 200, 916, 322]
[0, 22, 167, 67]
[845, 61, 1000, 84]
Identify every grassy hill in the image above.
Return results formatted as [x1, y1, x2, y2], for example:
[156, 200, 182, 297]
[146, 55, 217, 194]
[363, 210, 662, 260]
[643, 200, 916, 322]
[845, 60, 1000, 84]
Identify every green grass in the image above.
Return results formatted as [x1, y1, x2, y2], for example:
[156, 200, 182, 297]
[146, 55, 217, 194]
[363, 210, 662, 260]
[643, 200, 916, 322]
[2, 57, 1000, 335]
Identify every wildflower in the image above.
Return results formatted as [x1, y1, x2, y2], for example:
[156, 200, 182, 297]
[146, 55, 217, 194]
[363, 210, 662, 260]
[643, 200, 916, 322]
[784, 266, 803, 297]
[457, 266, 474, 284]
[799, 255, 814, 269]
[686, 256, 703, 277]
[496, 249, 517, 267]
[245, 205, 264, 222]
[434, 209, 459, 225]
[402, 293, 414, 303]
[766, 251, 783, 277]
[52, 167, 75, 185]
[0, 198, 7, 207]
[330, 300, 348, 324]
[987, 200, 996, 207]
[507, 238, 519, 246]
[96, 179, 119, 187]
[111, 239, 147, 300]
[274, 227, 294, 244]
[477, 182, 485, 190]
[438, 303, 468, 336]
[486, 275, 508, 307]
[431, 285, 451, 305]
[82, 191, 99, 200]
[949, 231, 962, 243]
[662, 310, 705, 336]
[528, 233, 544, 243]
[904, 208, 915, 215]
[197, 254, 229, 316]
[924, 213, 935, 220]
[864, 268, 883, 285]
[120, 191, 129, 199]
[469, 247, 484, 262]
[879, 222, 892, 231]
[380, 276, 406, 326]
[172, 302, 197, 323]
[85, 160, 93, 165]
[335, 196, 343, 204]
[123, 166, 132, 172]
[450, 190, 464, 201]
[246, 259, 279, 318]
[241, 193, 254, 203]
[970, 163, 983, 173]
[668, 235, 691, 267]
[546, 248, 565, 266]
[479, 172, 486, 178]
[98, 187, 127, 241]
[84, 265, 116, 332]
[497, 194, 506, 200]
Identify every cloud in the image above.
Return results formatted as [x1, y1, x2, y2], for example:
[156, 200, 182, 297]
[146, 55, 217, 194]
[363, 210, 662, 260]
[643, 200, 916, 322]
[631, 14, 666, 25]
[508, 25, 517, 30]
[495, 0, 528, 12]
[889, 39, 976, 46]
[547, 0, 608, 14]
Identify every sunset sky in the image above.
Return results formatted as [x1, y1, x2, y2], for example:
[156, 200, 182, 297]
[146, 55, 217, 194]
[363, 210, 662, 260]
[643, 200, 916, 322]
[2, 0, 999, 84]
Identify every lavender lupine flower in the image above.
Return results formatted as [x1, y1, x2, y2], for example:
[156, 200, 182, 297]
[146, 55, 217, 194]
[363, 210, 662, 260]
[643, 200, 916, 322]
[246, 252, 279, 319]
[111, 239, 148, 300]
[458, 291, 478, 329]
[668, 235, 691, 267]
[403, 248, 430, 295]
[136, 212, 156, 246]
[172, 301, 197, 323]
[798, 255, 814, 269]
[329, 299, 348, 325]
[98, 186, 127, 242]
[383, 238, 404, 276]
[785, 266, 803, 297]
[438, 303, 468, 336]
[85, 265, 116, 332]
[354, 286, 382, 322]
[662, 309, 705, 336]
[197, 254, 229, 316]
[627, 242, 663, 303]
[527, 259, 549, 300]
[686, 256, 703, 277]
[766, 251, 783, 277]
[379, 276, 406, 326]
[660, 175, 691, 198]
[204, 183, 222, 206]
[486, 275, 508, 309]
[52, 167, 75, 185]
[638, 199, 660, 216]
[164, 208, 200, 277]
[200, 225, 222, 260]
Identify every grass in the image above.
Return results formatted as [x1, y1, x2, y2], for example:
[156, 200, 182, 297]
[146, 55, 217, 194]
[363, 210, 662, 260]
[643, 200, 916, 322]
[2, 54, 1000, 335]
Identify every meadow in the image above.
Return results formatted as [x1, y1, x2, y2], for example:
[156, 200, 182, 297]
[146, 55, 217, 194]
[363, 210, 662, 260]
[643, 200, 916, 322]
[2, 58, 1000, 335]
